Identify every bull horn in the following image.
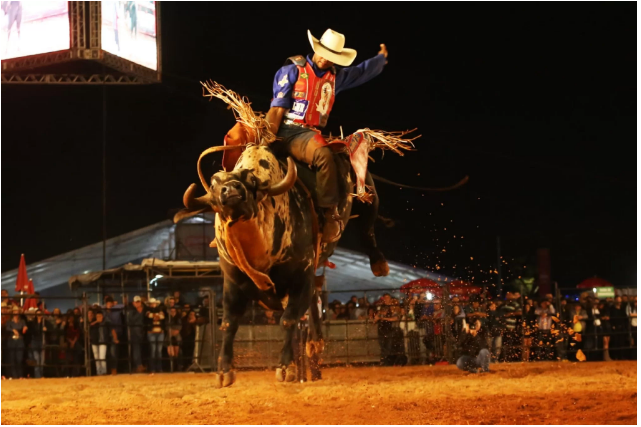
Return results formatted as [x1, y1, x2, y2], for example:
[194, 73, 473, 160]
[183, 183, 219, 212]
[268, 157, 297, 196]
[197, 145, 247, 193]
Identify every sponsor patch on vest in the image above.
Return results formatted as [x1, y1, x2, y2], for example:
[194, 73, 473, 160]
[294, 91, 306, 98]
[300, 73, 309, 79]
[287, 99, 309, 120]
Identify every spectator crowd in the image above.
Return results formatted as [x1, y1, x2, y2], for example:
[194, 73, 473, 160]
[1, 290, 212, 379]
[324, 290, 638, 367]
[1, 287, 637, 379]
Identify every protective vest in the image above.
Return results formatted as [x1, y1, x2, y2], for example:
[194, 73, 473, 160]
[284, 55, 336, 128]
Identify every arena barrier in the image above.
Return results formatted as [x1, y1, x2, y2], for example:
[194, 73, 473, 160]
[2, 287, 636, 378]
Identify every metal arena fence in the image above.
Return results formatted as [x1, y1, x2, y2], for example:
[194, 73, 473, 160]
[1, 288, 637, 378]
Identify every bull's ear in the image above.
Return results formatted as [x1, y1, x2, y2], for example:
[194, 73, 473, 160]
[173, 207, 213, 224]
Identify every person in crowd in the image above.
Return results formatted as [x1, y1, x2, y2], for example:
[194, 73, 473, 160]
[584, 299, 603, 361]
[466, 296, 487, 327]
[598, 300, 613, 361]
[181, 304, 190, 319]
[46, 307, 67, 377]
[499, 292, 522, 361]
[534, 300, 555, 360]
[173, 291, 184, 307]
[126, 295, 147, 373]
[5, 307, 27, 379]
[27, 308, 46, 379]
[336, 303, 350, 321]
[164, 296, 176, 311]
[65, 314, 83, 377]
[353, 298, 369, 320]
[346, 301, 358, 320]
[1, 302, 11, 378]
[196, 296, 210, 324]
[104, 296, 124, 375]
[456, 319, 490, 373]
[181, 310, 198, 370]
[329, 302, 341, 320]
[520, 301, 536, 362]
[627, 297, 637, 359]
[166, 306, 182, 370]
[486, 301, 503, 362]
[449, 304, 467, 353]
[89, 311, 110, 376]
[608, 296, 628, 360]
[374, 294, 398, 366]
[146, 298, 166, 373]
[23, 308, 36, 378]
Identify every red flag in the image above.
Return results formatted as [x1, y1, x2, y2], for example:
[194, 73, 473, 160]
[23, 279, 38, 310]
[14, 254, 29, 293]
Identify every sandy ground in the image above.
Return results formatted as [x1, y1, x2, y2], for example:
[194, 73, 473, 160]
[1, 361, 636, 425]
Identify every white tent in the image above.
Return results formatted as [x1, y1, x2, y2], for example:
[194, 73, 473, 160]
[2, 220, 453, 299]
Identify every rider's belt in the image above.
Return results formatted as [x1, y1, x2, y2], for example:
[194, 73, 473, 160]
[283, 119, 320, 132]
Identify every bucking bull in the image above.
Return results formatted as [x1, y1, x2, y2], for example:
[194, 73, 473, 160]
[174, 82, 467, 387]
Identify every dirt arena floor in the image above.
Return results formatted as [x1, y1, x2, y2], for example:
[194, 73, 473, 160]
[1, 361, 636, 425]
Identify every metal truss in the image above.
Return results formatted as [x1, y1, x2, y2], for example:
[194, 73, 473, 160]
[1, 73, 154, 85]
[1, 50, 76, 72]
[70, 1, 86, 49]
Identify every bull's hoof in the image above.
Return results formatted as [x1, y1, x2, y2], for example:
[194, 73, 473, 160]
[306, 340, 325, 358]
[275, 366, 286, 382]
[214, 373, 223, 388]
[222, 371, 236, 388]
[369, 249, 389, 277]
[285, 364, 297, 382]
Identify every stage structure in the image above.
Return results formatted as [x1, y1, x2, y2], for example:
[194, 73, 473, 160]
[1, 1, 161, 84]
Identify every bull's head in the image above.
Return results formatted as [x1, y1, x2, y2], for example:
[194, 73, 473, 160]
[174, 153, 297, 223]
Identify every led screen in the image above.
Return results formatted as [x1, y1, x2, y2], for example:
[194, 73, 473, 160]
[101, 1, 157, 71]
[0, 1, 70, 60]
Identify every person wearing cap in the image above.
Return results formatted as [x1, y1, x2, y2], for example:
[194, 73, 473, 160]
[126, 295, 146, 372]
[263, 29, 389, 243]
[5, 307, 27, 378]
[145, 298, 166, 373]
[104, 296, 124, 375]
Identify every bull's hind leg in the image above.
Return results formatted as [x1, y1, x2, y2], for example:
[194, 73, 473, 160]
[216, 280, 248, 388]
[358, 172, 389, 276]
[276, 266, 314, 383]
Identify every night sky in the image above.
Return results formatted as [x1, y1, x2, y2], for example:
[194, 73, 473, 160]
[1, 3, 636, 290]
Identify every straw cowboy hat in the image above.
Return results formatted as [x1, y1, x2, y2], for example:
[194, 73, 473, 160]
[308, 29, 357, 67]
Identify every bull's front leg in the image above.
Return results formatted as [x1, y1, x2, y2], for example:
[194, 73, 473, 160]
[216, 280, 248, 388]
[359, 172, 389, 277]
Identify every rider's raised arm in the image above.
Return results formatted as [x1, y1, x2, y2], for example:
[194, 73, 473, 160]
[335, 49, 387, 95]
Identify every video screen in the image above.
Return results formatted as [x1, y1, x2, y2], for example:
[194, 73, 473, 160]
[101, 1, 157, 71]
[0, 1, 70, 60]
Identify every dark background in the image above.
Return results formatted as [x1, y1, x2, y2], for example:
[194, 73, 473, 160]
[1, 3, 636, 289]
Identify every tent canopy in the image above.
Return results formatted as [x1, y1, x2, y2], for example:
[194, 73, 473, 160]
[3, 220, 455, 298]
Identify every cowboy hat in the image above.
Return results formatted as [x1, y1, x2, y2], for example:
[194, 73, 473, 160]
[308, 29, 357, 67]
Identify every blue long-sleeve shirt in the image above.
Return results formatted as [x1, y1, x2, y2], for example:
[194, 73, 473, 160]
[270, 53, 387, 109]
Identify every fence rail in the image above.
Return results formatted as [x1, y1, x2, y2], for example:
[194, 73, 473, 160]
[1, 287, 637, 378]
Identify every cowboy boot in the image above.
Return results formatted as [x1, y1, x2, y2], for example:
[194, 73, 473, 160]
[322, 206, 343, 243]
